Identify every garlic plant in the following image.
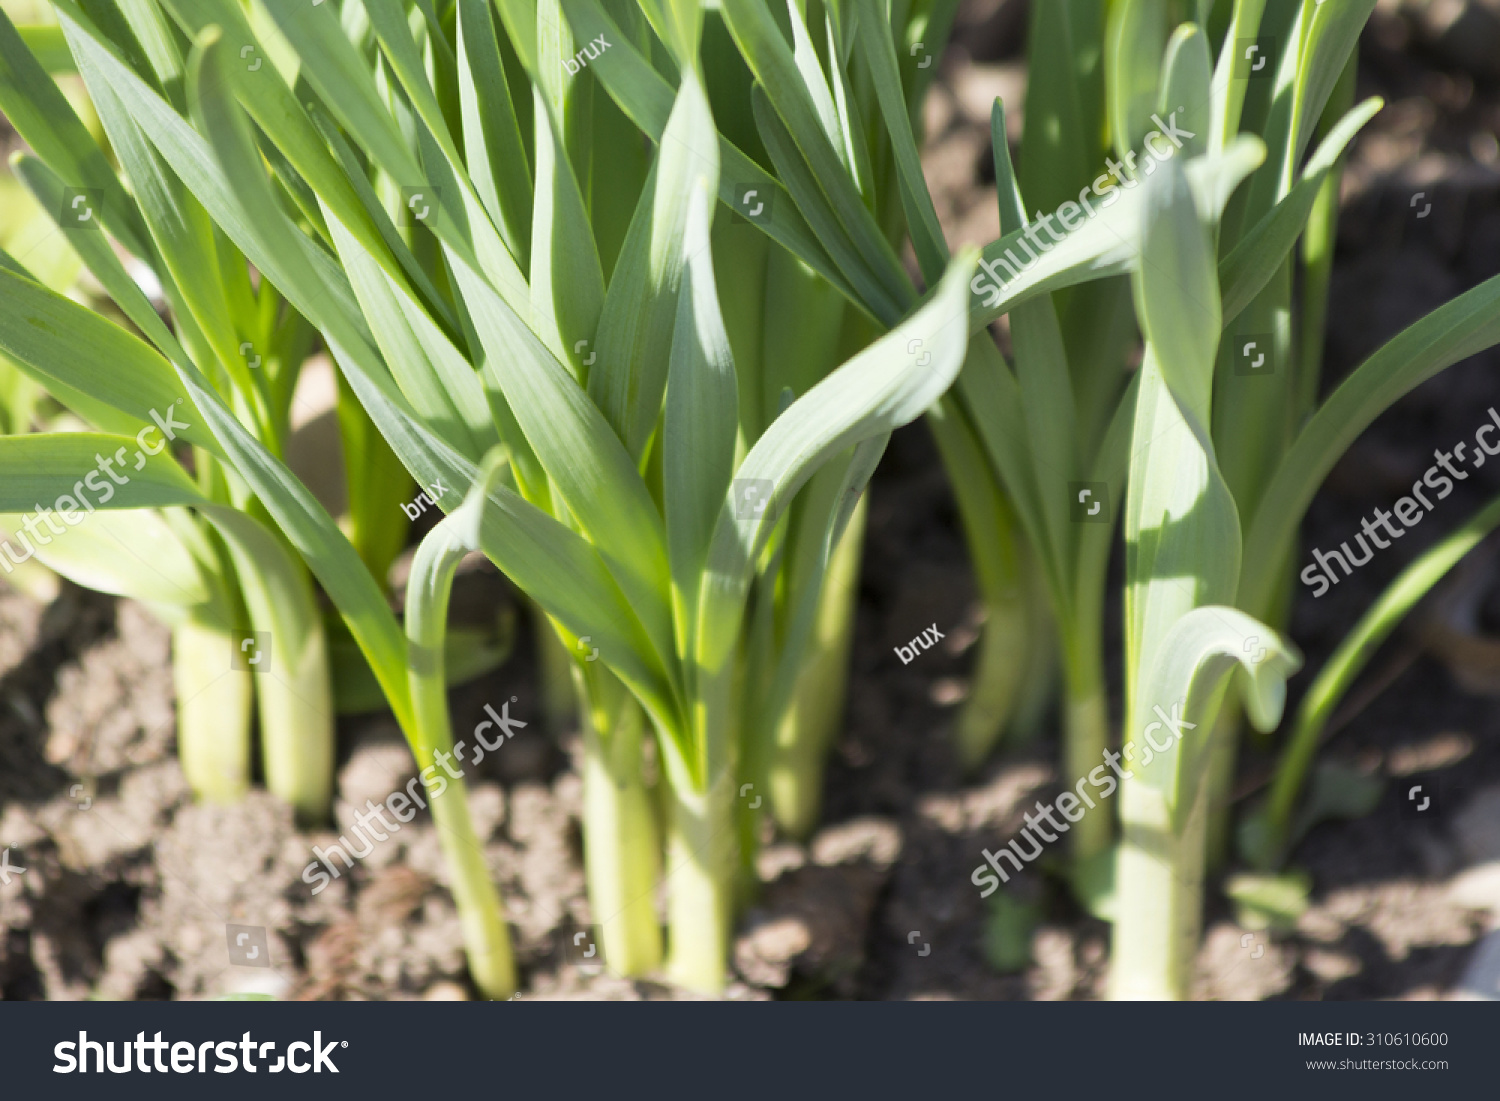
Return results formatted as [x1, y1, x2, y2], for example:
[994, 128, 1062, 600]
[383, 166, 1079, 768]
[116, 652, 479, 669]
[4, 0, 981, 993]
[1243, 491, 1500, 873]
[0, 8, 343, 820]
[0, 0, 516, 992]
[751, 0, 1500, 996]
[711, 0, 1262, 903]
[1107, 0, 1500, 997]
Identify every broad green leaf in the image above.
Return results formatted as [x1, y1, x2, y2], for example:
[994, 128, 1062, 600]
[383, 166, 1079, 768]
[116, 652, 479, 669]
[1218, 96, 1380, 326]
[156, 0, 460, 334]
[1240, 270, 1500, 615]
[591, 69, 717, 460]
[454, 448, 681, 734]
[1019, 0, 1093, 216]
[1209, 0, 1269, 152]
[990, 99, 1079, 589]
[528, 83, 605, 375]
[1291, 0, 1377, 166]
[719, 0, 910, 311]
[752, 84, 910, 326]
[0, 6, 149, 257]
[854, 0, 946, 282]
[969, 137, 1264, 329]
[0, 262, 212, 448]
[1249, 494, 1500, 866]
[1123, 350, 1243, 714]
[324, 212, 487, 460]
[664, 179, 738, 664]
[1135, 157, 1219, 423]
[1157, 23, 1210, 159]
[443, 249, 676, 672]
[696, 250, 978, 675]
[1124, 153, 1241, 730]
[557, 0, 856, 310]
[1131, 605, 1300, 823]
[1105, 0, 1166, 158]
[456, 0, 532, 266]
[0, 431, 204, 510]
[0, 504, 208, 610]
[638, 0, 702, 65]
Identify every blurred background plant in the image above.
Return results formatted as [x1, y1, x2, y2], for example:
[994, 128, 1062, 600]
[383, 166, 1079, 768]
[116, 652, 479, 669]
[723, 0, 1500, 998]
